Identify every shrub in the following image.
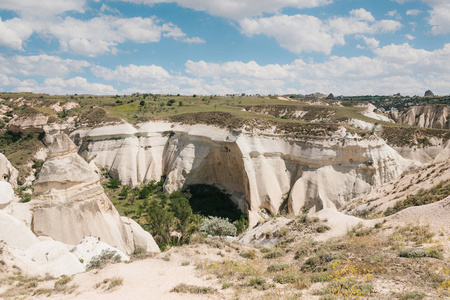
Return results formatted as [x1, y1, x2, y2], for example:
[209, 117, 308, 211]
[86, 249, 122, 270]
[396, 290, 426, 300]
[267, 264, 289, 272]
[240, 250, 256, 259]
[107, 177, 121, 189]
[200, 216, 237, 237]
[170, 284, 216, 294]
[274, 273, 302, 284]
[310, 271, 331, 283]
[108, 276, 124, 290]
[399, 247, 443, 259]
[316, 224, 331, 233]
[264, 248, 283, 259]
[54, 276, 72, 289]
[249, 276, 271, 290]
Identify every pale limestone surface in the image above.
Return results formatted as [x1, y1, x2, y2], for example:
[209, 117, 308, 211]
[0, 210, 85, 277]
[362, 103, 393, 122]
[0, 152, 18, 187]
[391, 105, 449, 129]
[70, 236, 130, 268]
[0, 181, 14, 208]
[393, 139, 450, 164]
[28, 133, 160, 255]
[77, 121, 409, 226]
[7, 115, 49, 133]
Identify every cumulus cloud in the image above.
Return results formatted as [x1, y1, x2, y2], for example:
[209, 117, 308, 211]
[0, 54, 90, 77]
[15, 76, 117, 95]
[386, 10, 397, 17]
[392, 0, 450, 34]
[0, 18, 33, 50]
[428, 2, 450, 34]
[91, 64, 172, 82]
[359, 36, 380, 49]
[405, 34, 415, 40]
[119, 0, 333, 19]
[0, 0, 85, 19]
[406, 9, 422, 16]
[86, 43, 450, 95]
[0, 1, 203, 55]
[46, 16, 204, 56]
[239, 9, 401, 54]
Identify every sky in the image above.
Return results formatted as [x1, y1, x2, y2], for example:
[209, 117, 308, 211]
[0, 0, 449, 96]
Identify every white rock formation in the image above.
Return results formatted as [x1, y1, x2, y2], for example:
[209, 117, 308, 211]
[70, 236, 130, 268]
[0, 181, 14, 209]
[362, 104, 393, 122]
[0, 152, 19, 187]
[392, 138, 450, 164]
[29, 133, 159, 255]
[0, 210, 85, 277]
[75, 121, 409, 226]
[391, 105, 449, 129]
[8, 115, 48, 133]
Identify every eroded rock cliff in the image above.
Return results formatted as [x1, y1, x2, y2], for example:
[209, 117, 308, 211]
[75, 121, 410, 226]
[390, 105, 449, 129]
[28, 133, 159, 255]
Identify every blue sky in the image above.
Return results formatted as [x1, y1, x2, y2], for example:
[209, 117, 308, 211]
[0, 0, 449, 96]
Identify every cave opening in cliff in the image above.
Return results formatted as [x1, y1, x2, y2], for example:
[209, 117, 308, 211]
[184, 184, 246, 223]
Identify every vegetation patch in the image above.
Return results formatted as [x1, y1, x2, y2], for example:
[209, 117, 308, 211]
[170, 283, 217, 294]
[399, 247, 443, 259]
[385, 180, 450, 216]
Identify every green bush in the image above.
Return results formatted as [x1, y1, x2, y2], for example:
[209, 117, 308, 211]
[396, 290, 426, 300]
[267, 264, 289, 272]
[107, 177, 121, 189]
[273, 273, 303, 284]
[200, 216, 237, 237]
[399, 247, 443, 259]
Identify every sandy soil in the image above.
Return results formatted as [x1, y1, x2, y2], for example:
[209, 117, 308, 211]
[38, 249, 224, 300]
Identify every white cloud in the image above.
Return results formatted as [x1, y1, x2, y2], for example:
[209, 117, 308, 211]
[18, 76, 117, 95]
[91, 43, 450, 95]
[392, 0, 450, 34]
[386, 10, 397, 17]
[0, 54, 90, 77]
[350, 8, 375, 22]
[406, 9, 422, 16]
[46, 16, 204, 56]
[0, 0, 85, 19]
[119, 0, 333, 19]
[91, 64, 172, 82]
[405, 34, 415, 40]
[429, 2, 450, 34]
[239, 9, 401, 54]
[0, 1, 203, 54]
[359, 36, 380, 49]
[0, 18, 33, 50]
[240, 15, 336, 55]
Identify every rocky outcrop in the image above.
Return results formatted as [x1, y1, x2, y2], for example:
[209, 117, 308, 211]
[76, 122, 408, 226]
[0, 153, 19, 187]
[424, 90, 434, 97]
[0, 181, 15, 209]
[0, 210, 85, 277]
[30, 133, 159, 255]
[390, 105, 449, 129]
[8, 115, 49, 133]
[361, 103, 392, 122]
